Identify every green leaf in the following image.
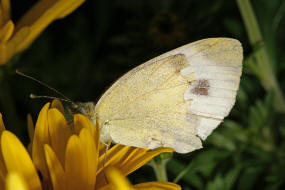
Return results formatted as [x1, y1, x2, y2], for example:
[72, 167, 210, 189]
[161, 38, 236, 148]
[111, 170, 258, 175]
[237, 164, 264, 190]
[168, 158, 204, 189]
[222, 120, 248, 143]
[206, 132, 236, 151]
[206, 174, 225, 190]
[224, 164, 243, 189]
[223, 18, 243, 37]
[171, 149, 230, 185]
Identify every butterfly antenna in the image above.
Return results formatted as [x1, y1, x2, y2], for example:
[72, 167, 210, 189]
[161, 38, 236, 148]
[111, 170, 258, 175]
[30, 94, 75, 104]
[16, 70, 77, 106]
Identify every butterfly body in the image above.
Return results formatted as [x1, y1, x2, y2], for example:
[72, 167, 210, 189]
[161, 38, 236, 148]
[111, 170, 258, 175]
[78, 38, 243, 153]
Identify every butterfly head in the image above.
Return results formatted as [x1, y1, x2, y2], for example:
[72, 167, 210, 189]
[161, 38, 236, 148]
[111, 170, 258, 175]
[70, 102, 97, 122]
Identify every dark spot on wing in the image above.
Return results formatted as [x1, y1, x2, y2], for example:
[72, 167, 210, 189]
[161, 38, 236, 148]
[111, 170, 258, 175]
[191, 79, 210, 96]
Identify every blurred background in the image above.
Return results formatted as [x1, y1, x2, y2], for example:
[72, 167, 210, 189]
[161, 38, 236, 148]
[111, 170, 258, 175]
[1, 0, 285, 189]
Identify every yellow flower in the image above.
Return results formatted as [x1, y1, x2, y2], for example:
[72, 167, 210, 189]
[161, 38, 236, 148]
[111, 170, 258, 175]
[0, 100, 181, 190]
[104, 167, 180, 190]
[0, 0, 85, 65]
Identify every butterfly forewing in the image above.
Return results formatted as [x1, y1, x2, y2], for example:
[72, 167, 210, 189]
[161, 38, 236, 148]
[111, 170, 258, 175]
[90, 38, 242, 153]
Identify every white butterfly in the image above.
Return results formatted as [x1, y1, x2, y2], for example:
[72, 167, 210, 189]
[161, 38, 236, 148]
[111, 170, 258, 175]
[76, 38, 243, 153]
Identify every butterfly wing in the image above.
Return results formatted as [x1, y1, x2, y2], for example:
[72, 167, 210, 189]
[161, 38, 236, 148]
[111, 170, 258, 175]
[94, 38, 243, 153]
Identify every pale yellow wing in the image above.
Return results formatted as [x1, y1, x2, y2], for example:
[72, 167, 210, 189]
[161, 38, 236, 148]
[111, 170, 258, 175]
[93, 38, 242, 153]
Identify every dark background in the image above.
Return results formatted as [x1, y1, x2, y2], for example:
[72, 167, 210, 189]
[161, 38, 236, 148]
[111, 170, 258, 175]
[1, 0, 285, 189]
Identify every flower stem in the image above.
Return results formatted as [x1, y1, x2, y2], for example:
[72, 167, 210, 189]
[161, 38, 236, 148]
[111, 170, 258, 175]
[236, 0, 285, 113]
[150, 159, 168, 181]
[149, 152, 172, 181]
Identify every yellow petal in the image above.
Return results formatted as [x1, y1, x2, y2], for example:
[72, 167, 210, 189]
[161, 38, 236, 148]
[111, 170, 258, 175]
[48, 108, 71, 165]
[1, 131, 42, 190]
[134, 182, 181, 190]
[44, 145, 66, 190]
[5, 173, 27, 190]
[0, 43, 9, 65]
[27, 114, 34, 142]
[8, 26, 30, 54]
[120, 148, 173, 176]
[97, 145, 132, 174]
[5, 173, 29, 190]
[14, 0, 84, 53]
[0, 114, 6, 188]
[27, 143, 33, 157]
[96, 118, 110, 156]
[106, 167, 134, 190]
[56, 0, 85, 19]
[73, 114, 95, 136]
[0, 26, 30, 65]
[51, 99, 64, 114]
[95, 117, 101, 156]
[0, 113, 5, 133]
[119, 148, 147, 166]
[0, 0, 11, 25]
[79, 128, 97, 190]
[0, 161, 6, 190]
[74, 114, 101, 159]
[65, 135, 89, 190]
[96, 146, 172, 188]
[98, 145, 173, 176]
[0, 20, 14, 42]
[96, 145, 133, 188]
[32, 102, 51, 181]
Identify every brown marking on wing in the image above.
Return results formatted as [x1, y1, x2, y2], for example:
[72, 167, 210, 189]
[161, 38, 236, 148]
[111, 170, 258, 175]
[191, 79, 210, 96]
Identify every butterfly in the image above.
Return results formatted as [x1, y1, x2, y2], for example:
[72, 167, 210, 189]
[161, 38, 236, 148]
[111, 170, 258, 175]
[74, 38, 243, 153]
